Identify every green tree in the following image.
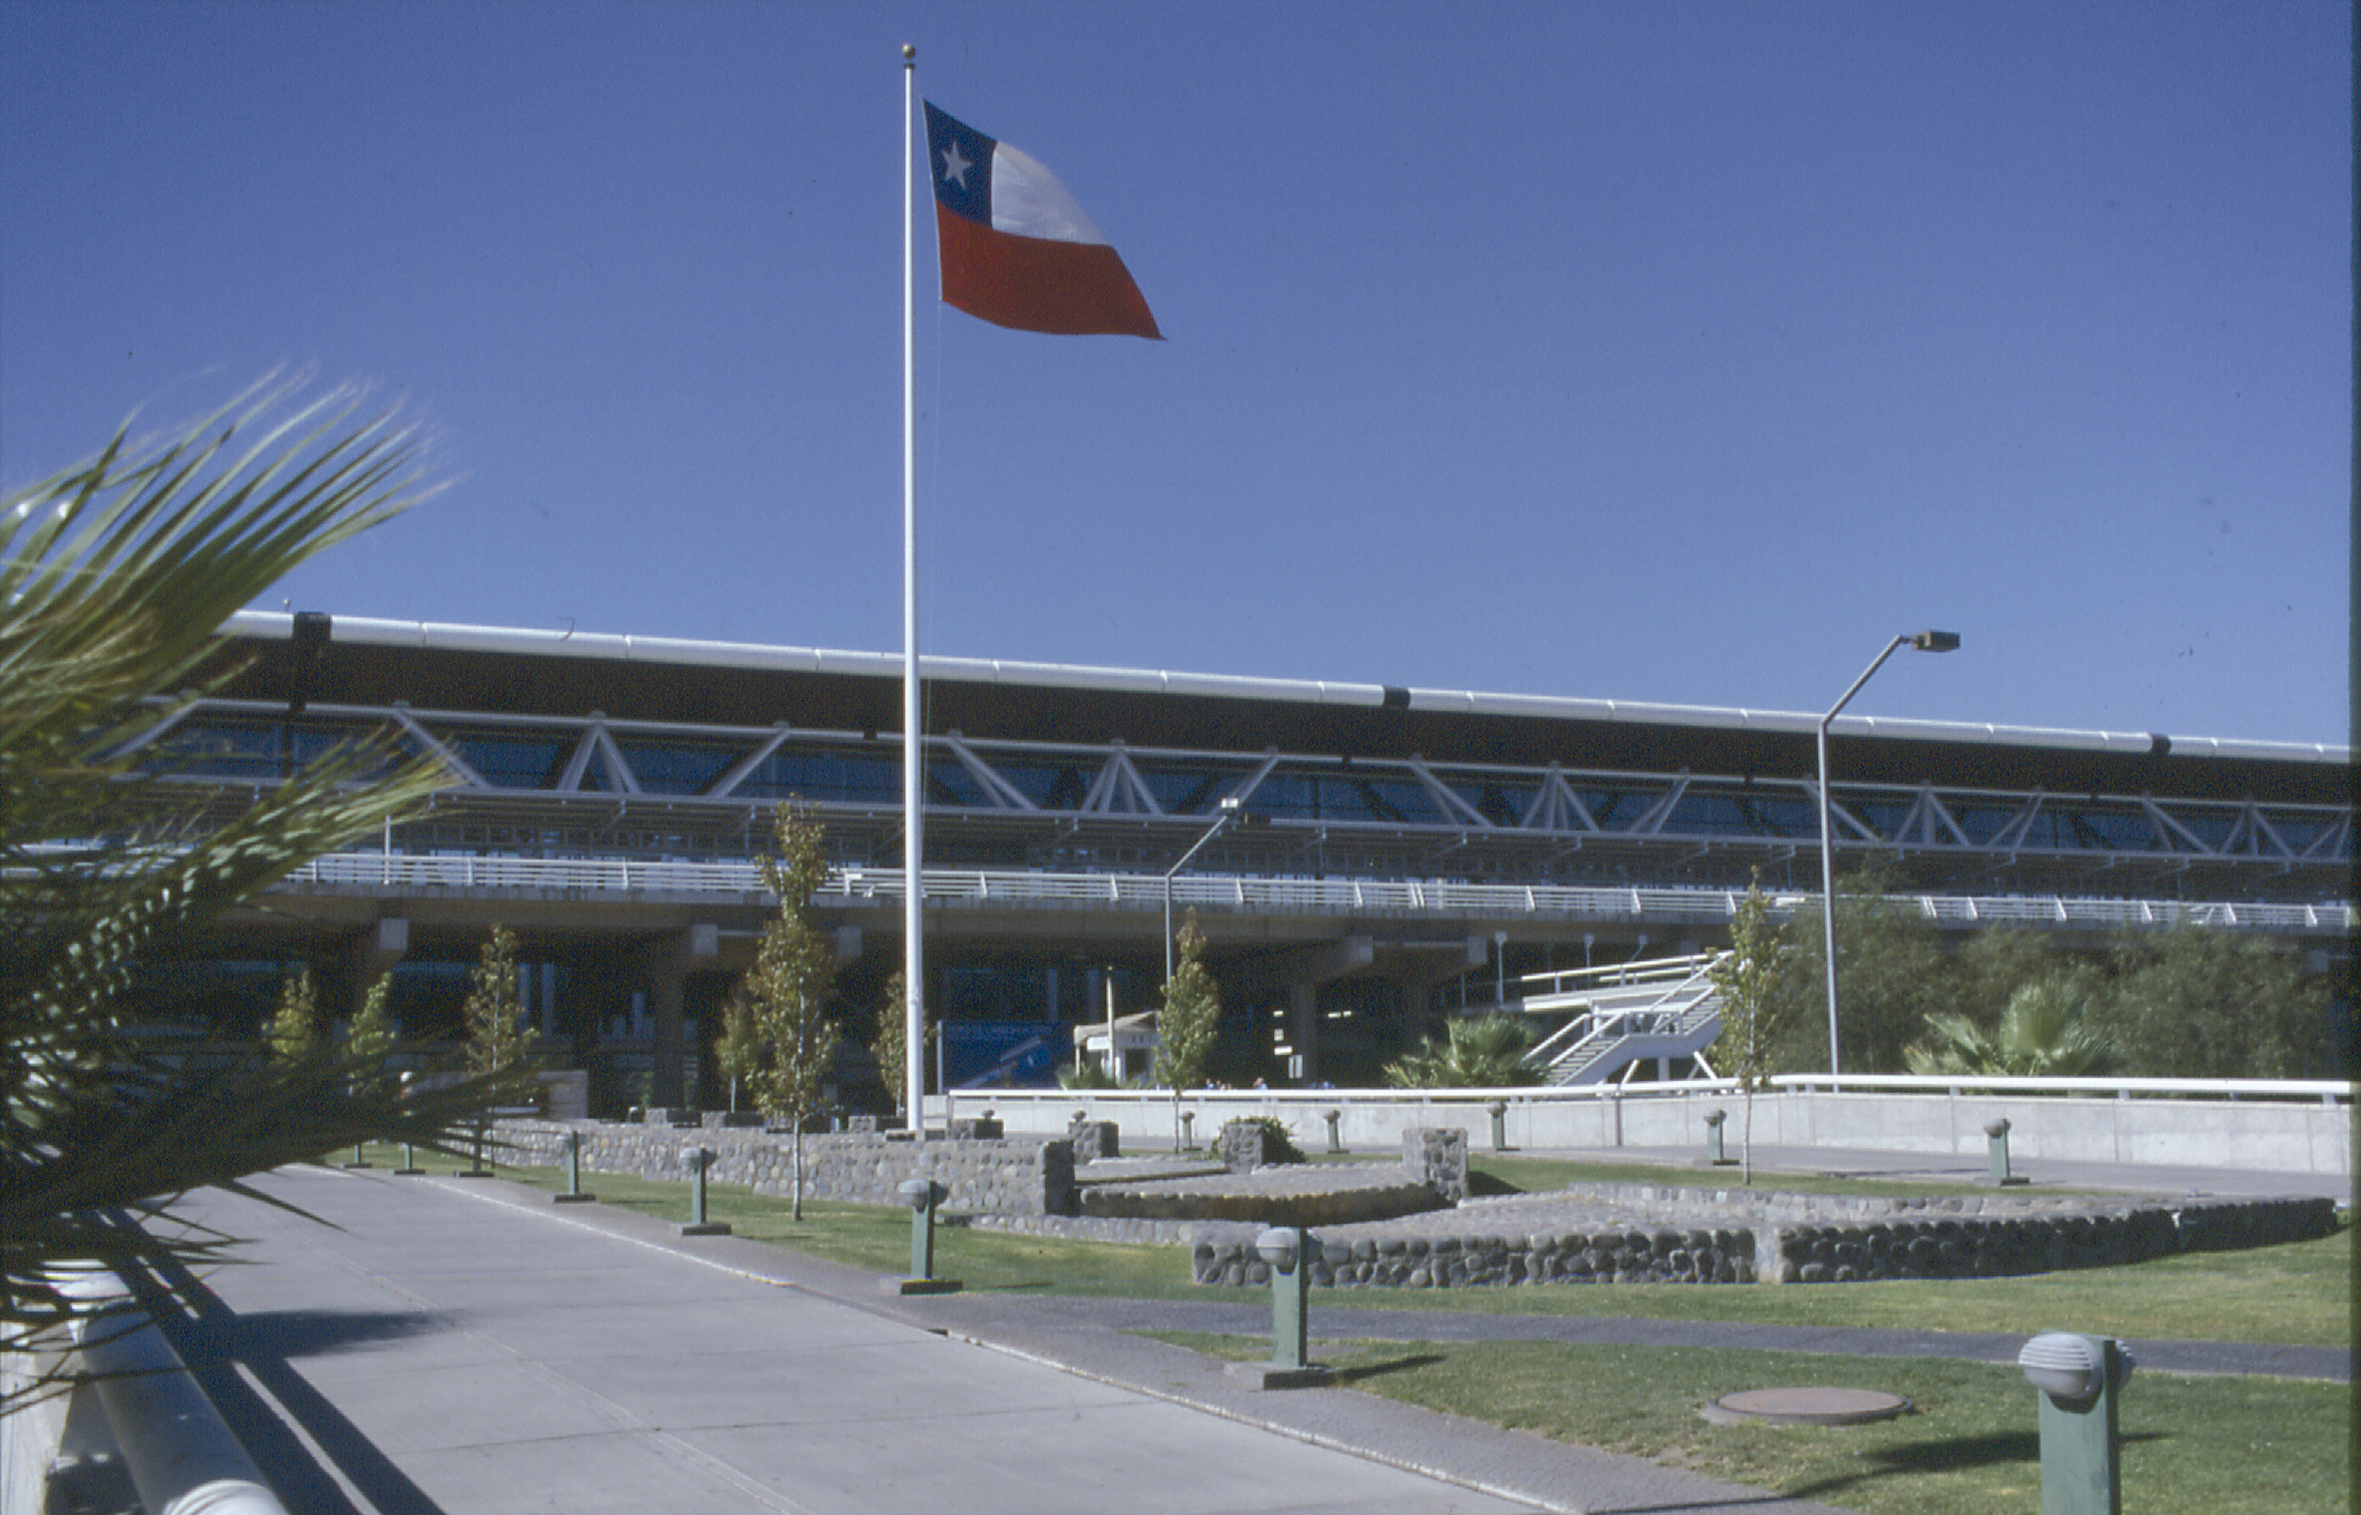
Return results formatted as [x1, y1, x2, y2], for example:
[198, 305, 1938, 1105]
[1945, 928, 2086, 1032]
[2090, 925, 2327, 1078]
[265, 968, 326, 1067]
[462, 924, 526, 1078]
[1382, 1014, 1542, 1088]
[713, 987, 763, 1114]
[740, 802, 840, 1218]
[1153, 911, 1220, 1092]
[1771, 862, 1947, 1073]
[869, 969, 931, 1124]
[2, 380, 530, 1411]
[1706, 879, 1798, 1182]
[1905, 977, 2115, 1078]
[346, 971, 397, 1075]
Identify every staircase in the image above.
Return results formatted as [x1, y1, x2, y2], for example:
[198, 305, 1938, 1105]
[1515, 953, 1727, 1086]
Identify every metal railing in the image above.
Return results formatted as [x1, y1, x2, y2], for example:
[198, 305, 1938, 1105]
[282, 853, 2354, 933]
[1518, 954, 1727, 1085]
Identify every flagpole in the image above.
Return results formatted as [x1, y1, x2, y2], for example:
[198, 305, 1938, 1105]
[901, 43, 927, 1139]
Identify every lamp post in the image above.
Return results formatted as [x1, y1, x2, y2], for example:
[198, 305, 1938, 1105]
[1164, 797, 1243, 984]
[1817, 630, 1959, 1084]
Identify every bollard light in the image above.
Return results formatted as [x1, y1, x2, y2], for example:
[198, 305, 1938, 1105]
[1704, 1107, 1733, 1167]
[1486, 1100, 1509, 1154]
[555, 1127, 596, 1204]
[1323, 1108, 1343, 1154]
[1180, 1109, 1195, 1151]
[1254, 1226, 1311, 1371]
[1222, 1226, 1331, 1389]
[678, 1145, 729, 1236]
[1987, 1118, 2028, 1187]
[2018, 1332, 2132, 1514]
[886, 1177, 961, 1294]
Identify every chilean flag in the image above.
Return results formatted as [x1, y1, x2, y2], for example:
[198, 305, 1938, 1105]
[924, 102, 1161, 340]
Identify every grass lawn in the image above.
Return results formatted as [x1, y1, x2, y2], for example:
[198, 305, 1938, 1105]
[358, 1144, 2349, 1514]
[1145, 1331, 2349, 1515]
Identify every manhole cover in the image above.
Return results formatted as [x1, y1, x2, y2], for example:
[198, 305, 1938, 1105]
[1701, 1387, 1912, 1426]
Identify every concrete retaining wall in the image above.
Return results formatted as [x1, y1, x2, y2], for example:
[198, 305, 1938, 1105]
[951, 1088, 2351, 1176]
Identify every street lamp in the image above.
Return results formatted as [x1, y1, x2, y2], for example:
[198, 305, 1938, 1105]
[1165, 796, 1243, 984]
[1817, 630, 1960, 1083]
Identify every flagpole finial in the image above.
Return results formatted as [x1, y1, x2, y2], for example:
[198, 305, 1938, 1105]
[903, 43, 915, 65]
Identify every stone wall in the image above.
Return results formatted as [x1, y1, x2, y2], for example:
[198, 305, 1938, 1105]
[495, 1119, 1075, 1216]
[1186, 1187, 2338, 1289]
[1403, 1127, 1469, 1203]
[1192, 1227, 1756, 1288]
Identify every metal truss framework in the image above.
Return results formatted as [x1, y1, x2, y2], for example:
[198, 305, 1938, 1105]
[133, 698, 2352, 908]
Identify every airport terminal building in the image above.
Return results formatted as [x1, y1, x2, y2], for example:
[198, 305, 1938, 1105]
[163, 611, 2351, 1106]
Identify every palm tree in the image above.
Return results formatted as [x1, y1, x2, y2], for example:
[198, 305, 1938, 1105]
[1904, 979, 2115, 1079]
[2, 378, 530, 1411]
[1382, 1014, 1544, 1088]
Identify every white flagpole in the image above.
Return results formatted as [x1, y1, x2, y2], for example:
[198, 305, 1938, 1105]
[901, 44, 927, 1138]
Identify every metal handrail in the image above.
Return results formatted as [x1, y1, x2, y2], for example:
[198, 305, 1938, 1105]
[280, 853, 2354, 933]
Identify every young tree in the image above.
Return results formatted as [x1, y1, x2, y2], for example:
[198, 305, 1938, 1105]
[713, 987, 762, 1114]
[740, 802, 840, 1219]
[345, 971, 398, 1093]
[2, 379, 531, 1411]
[462, 924, 526, 1077]
[265, 968, 326, 1067]
[1706, 878, 1798, 1182]
[1154, 912, 1220, 1091]
[870, 969, 930, 1125]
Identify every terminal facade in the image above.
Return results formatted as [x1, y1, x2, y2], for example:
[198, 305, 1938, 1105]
[164, 611, 2352, 1106]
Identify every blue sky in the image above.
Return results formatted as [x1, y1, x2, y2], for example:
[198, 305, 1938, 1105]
[3, 1, 2349, 748]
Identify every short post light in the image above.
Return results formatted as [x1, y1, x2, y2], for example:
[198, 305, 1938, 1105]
[1818, 630, 1960, 1084]
[1704, 1108, 1734, 1167]
[1486, 1100, 1509, 1154]
[2018, 1332, 2132, 1515]
[1323, 1108, 1343, 1155]
[886, 1177, 961, 1294]
[1219, 1226, 1330, 1388]
[1986, 1118, 2028, 1187]
[1180, 1109, 1195, 1151]
[461, 1117, 492, 1178]
[554, 1128, 596, 1204]
[678, 1145, 729, 1236]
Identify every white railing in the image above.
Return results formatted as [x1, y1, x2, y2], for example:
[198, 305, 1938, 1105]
[1771, 1072, 2353, 1106]
[281, 853, 2353, 933]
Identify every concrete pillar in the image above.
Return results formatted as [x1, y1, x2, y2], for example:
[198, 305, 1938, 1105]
[1287, 981, 1319, 1083]
[643, 923, 719, 1107]
[348, 917, 408, 1021]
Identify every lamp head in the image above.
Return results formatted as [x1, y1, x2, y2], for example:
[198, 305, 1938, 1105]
[1912, 630, 1962, 653]
[2018, 1332, 2107, 1402]
[1253, 1226, 1301, 1272]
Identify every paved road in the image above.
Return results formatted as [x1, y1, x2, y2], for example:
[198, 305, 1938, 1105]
[150, 1169, 1863, 1515]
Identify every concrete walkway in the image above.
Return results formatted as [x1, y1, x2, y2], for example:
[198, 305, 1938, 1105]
[149, 1168, 1861, 1515]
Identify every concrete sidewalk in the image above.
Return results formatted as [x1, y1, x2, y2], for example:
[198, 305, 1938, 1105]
[150, 1168, 1858, 1515]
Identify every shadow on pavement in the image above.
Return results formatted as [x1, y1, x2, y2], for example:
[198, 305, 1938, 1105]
[130, 1253, 452, 1515]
